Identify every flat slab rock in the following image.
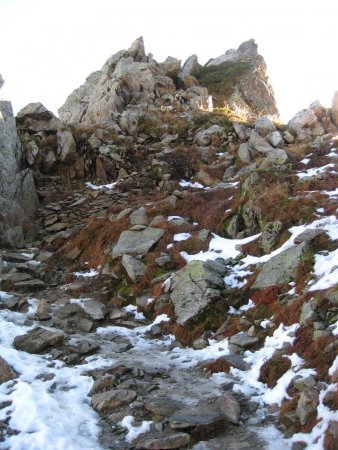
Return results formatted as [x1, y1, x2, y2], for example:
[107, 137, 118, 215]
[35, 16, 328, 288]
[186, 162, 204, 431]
[169, 405, 226, 431]
[91, 388, 137, 413]
[144, 396, 186, 417]
[229, 332, 259, 348]
[136, 432, 191, 449]
[112, 227, 164, 258]
[251, 242, 308, 290]
[13, 327, 64, 354]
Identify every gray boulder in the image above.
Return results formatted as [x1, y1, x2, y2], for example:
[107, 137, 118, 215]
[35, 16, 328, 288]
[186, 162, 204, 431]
[122, 254, 146, 282]
[170, 259, 226, 326]
[248, 131, 274, 154]
[287, 106, 325, 142]
[16, 102, 59, 132]
[269, 131, 284, 148]
[254, 116, 276, 137]
[57, 129, 76, 163]
[251, 242, 309, 290]
[258, 221, 283, 253]
[112, 227, 164, 258]
[13, 327, 64, 354]
[238, 142, 252, 164]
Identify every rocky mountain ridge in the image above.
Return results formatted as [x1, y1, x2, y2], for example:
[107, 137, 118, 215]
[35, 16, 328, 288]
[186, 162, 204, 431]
[0, 38, 337, 450]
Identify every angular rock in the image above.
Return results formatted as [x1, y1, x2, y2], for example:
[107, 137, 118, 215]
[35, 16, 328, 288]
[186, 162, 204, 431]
[112, 227, 164, 258]
[269, 131, 284, 148]
[251, 242, 309, 290]
[129, 206, 148, 226]
[170, 259, 226, 326]
[88, 374, 117, 396]
[287, 106, 325, 142]
[260, 148, 288, 167]
[170, 405, 225, 431]
[293, 228, 327, 245]
[238, 143, 252, 164]
[57, 129, 76, 163]
[121, 254, 146, 282]
[0, 356, 18, 384]
[229, 332, 259, 349]
[248, 131, 274, 154]
[217, 354, 251, 371]
[258, 221, 283, 253]
[144, 397, 186, 417]
[16, 102, 59, 132]
[296, 388, 319, 426]
[91, 388, 137, 413]
[13, 327, 64, 354]
[254, 116, 276, 137]
[136, 432, 191, 450]
[216, 393, 241, 424]
[76, 299, 106, 321]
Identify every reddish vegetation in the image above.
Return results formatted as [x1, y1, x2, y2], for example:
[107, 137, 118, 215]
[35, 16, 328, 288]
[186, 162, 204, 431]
[292, 327, 337, 381]
[202, 359, 230, 374]
[259, 353, 292, 388]
[60, 217, 129, 268]
[170, 188, 238, 233]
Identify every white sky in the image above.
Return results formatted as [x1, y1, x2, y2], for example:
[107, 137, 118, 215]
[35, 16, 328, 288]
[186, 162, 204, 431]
[0, 0, 337, 122]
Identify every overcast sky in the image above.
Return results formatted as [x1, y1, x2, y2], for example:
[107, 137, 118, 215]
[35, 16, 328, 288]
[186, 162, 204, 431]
[1, 0, 337, 121]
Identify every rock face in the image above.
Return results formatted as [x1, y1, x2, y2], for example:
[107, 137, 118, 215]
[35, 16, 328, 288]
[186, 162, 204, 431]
[194, 39, 278, 117]
[58, 37, 278, 126]
[58, 37, 175, 125]
[170, 259, 227, 326]
[0, 100, 39, 247]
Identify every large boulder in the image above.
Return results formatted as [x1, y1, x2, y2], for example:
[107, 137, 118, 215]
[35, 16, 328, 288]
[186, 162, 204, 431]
[251, 242, 309, 290]
[16, 102, 60, 132]
[0, 100, 39, 247]
[170, 259, 227, 326]
[287, 105, 325, 142]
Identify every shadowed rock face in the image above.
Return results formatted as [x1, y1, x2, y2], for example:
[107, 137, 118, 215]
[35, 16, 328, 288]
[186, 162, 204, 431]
[0, 99, 39, 247]
[195, 39, 279, 117]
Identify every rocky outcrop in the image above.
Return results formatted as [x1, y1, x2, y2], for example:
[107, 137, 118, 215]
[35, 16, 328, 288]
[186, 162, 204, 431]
[0, 99, 39, 247]
[58, 38, 177, 125]
[193, 39, 278, 117]
[287, 101, 337, 142]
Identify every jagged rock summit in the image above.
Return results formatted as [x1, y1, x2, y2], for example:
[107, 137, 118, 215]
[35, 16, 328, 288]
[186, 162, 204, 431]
[200, 39, 278, 117]
[59, 37, 278, 125]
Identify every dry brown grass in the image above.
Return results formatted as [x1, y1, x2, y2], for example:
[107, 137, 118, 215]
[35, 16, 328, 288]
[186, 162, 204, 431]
[169, 188, 238, 234]
[60, 217, 129, 268]
[292, 326, 337, 382]
[259, 352, 292, 388]
[202, 359, 231, 374]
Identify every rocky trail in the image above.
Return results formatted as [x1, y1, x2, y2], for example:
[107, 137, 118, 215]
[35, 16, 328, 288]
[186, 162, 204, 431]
[0, 179, 275, 450]
[0, 37, 338, 450]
